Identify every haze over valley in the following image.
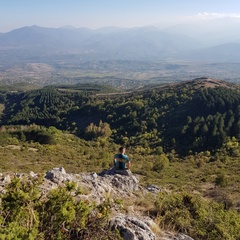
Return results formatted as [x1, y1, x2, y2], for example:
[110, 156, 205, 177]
[1, 17, 240, 88]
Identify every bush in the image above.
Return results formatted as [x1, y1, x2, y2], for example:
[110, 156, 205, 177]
[0, 177, 121, 240]
[154, 192, 240, 240]
[35, 131, 56, 144]
[0, 126, 57, 145]
[0, 176, 41, 239]
[152, 154, 169, 173]
[215, 173, 228, 187]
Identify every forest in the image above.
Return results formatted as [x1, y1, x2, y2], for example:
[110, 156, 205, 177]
[1, 79, 240, 156]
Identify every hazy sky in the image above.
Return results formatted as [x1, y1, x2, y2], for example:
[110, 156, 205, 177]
[1, 0, 240, 32]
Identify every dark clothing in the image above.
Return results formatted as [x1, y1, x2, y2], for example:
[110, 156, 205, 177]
[114, 153, 129, 170]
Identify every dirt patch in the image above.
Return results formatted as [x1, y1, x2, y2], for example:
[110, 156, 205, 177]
[28, 147, 38, 152]
[4, 145, 21, 150]
[0, 145, 38, 152]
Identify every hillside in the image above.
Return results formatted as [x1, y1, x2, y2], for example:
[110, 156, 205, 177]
[0, 107, 240, 239]
[0, 75, 240, 239]
[3, 163, 240, 240]
[1, 78, 240, 155]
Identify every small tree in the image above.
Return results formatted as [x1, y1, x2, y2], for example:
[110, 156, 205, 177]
[85, 120, 112, 140]
[152, 154, 169, 173]
[215, 172, 228, 187]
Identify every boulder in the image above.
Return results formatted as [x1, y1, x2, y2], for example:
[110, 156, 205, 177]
[110, 214, 156, 240]
[80, 170, 140, 199]
[45, 167, 75, 183]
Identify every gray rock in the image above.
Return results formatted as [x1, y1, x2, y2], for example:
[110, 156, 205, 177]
[45, 167, 69, 183]
[2, 174, 11, 184]
[175, 234, 194, 240]
[145, 184, 162, 194]
[110, 214, 156, 240]
[77, 171, 141, 202]
[161, 232, 194, 240]
[99, 167, 132, 176]
[92, 172, 98, 178]
[29, 171, 38, 178]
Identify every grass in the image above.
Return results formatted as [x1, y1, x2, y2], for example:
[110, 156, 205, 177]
[0, 133, 116, 174]
[1, 130, 240, 240]
[0, 129, 240, 211]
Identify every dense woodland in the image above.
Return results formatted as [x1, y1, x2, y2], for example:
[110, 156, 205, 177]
[1, 79, 240, 156]
[1, 78, 240, 239]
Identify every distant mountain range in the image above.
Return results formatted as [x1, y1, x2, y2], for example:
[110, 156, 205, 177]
[1, 19, 240, 64]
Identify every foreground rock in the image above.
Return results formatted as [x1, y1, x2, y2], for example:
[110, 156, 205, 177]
[0, 167, 194, 240]
[110, 214, 156, 240]
[44, 167, 194, 240]
[44, 167, 141, 202]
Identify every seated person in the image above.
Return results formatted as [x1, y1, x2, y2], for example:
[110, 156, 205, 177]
[113, 146, 131, 170]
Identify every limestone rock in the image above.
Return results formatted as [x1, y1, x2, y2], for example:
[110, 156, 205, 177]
[79, 170, 141, 202]
[45, 167, 75, 183]
[44, 167, 141, 199]
[110, 214, 156, 240]
[145, 184, 162, 194]
[29, 171, 38, 178]
[2, 174, 11, 184]
[0, 167, 195, 240]
[161, 232, 194, 240]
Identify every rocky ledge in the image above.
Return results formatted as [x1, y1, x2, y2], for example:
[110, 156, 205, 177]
[0, 167, 194, 240]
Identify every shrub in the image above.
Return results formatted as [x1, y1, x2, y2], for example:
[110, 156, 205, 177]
[0, 177, 121, 240]
[152, 154, 169, 173]
[35, 131, 56, 144]
[215, 172, 228, 187]
[0, 176, 41, 239]
[154, 192, 240, 240]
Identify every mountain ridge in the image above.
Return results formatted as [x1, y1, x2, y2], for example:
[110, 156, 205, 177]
[1, 25, 240, 62]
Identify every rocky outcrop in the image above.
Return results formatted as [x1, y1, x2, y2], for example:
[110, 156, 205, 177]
[44, 167, 141, 202]
[44, 167, 194, 240]
[0, 167, 194, 240]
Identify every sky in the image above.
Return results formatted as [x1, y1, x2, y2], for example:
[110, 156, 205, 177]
[1, 0, 240, 32]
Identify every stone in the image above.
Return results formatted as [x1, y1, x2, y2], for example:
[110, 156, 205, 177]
[2, 174, 11, 184]
[29, 171, 38, 178]
[110, 214, 156, 240]
[145, 184, 162, 194]
[161, 232, 195, 240]
[99, 167, 132, 176]
[45, 167, 69, 183]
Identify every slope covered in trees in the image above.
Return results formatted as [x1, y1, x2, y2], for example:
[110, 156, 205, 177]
[1, 79, 240, 155]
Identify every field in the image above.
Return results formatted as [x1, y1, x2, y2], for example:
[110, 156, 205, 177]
[1, 61, 240, 88]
